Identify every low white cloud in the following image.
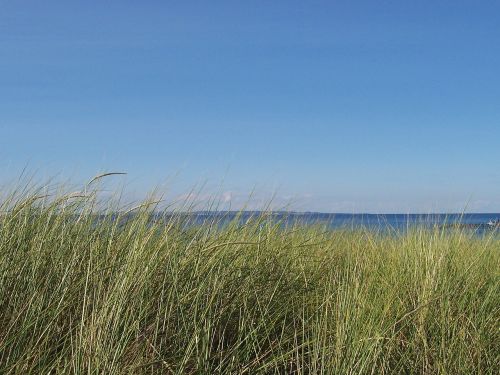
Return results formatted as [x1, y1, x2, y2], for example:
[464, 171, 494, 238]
[222, 191, 232, 203]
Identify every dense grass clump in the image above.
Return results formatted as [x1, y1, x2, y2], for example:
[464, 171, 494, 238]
[0, 184, 498, 374]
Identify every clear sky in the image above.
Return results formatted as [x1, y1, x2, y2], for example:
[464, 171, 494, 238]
[1, 1, 499, 213]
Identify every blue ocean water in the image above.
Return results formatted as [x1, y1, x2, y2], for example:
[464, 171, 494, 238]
[285, 212, 499, 229]
[183, 212, 500, 233]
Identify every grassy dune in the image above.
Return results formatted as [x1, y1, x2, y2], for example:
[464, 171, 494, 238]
[0, 185, 498, 374]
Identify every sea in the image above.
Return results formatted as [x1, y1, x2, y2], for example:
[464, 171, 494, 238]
[173, 212, 500, 234]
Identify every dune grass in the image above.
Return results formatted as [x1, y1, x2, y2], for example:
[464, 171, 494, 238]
[0, 183, 498, 374]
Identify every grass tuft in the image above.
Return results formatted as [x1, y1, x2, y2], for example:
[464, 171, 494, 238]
[0, 183, 498, 374]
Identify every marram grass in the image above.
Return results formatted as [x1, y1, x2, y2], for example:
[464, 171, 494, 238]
[0, 185, 498, 374]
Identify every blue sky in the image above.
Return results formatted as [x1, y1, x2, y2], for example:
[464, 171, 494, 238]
[1, 1, 499, 212]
